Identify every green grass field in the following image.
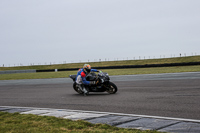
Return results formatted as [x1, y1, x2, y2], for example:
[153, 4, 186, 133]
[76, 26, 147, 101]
[0, 56, 200, 80]
[0, 112, 161, 133]
[1, 56, 200, 71]
[0, 65, 200, 80]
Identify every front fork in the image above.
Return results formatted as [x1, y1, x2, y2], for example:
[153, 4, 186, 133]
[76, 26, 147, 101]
[103, 81, 111, 90]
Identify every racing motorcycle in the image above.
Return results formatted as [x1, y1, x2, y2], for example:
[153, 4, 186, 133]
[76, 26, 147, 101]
[69, 71, 118, 95]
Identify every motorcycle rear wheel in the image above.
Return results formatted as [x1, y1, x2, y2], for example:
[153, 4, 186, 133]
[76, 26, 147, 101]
[106, 82, 118, 94]
[73, 82, 83, 94]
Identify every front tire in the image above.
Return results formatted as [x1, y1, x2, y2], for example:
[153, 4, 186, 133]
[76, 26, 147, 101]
[106, 82, 118, 94]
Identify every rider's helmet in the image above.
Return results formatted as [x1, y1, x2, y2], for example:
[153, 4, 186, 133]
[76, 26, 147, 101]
[83, 64, 91, 73]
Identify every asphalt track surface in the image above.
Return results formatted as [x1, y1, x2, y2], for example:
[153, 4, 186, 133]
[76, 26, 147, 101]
[0, 72, 200, 120]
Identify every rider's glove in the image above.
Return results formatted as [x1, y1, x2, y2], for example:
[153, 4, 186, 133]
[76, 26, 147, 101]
[90, 81, 96, 85]
[97, 70, 102, 73]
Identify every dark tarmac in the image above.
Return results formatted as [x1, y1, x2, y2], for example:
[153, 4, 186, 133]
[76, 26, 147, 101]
[0, 72, 200, 120]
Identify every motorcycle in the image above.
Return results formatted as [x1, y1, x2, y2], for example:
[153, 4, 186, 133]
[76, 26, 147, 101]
[69, 71, 118, 95]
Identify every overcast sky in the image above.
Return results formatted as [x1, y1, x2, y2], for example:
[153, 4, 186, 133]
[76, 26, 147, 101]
[1, 0, 200, 66]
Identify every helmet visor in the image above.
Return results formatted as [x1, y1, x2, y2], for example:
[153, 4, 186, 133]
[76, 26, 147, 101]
[86, 68, 91, 73]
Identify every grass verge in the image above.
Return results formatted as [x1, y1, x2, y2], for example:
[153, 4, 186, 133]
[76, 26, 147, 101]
[1, 56, 200, 71]
[0, 65, 200, 80]
[0, 112, 161, 133]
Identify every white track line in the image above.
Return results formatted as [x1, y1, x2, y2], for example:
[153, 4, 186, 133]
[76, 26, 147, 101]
[1, 106, 200, 123]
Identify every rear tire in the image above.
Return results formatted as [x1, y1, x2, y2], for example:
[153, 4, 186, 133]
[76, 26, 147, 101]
[106, 82, 118, 94]
[73, 82, 83, 94]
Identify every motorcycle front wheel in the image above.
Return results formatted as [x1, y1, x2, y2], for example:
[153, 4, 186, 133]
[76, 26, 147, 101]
[106, 82, 118, 94]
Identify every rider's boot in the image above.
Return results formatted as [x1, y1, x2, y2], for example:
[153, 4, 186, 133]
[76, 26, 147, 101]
[83, 87, 88, 96]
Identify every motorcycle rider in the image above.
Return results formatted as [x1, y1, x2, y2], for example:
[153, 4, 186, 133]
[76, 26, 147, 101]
[75, 64, 99, 95]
